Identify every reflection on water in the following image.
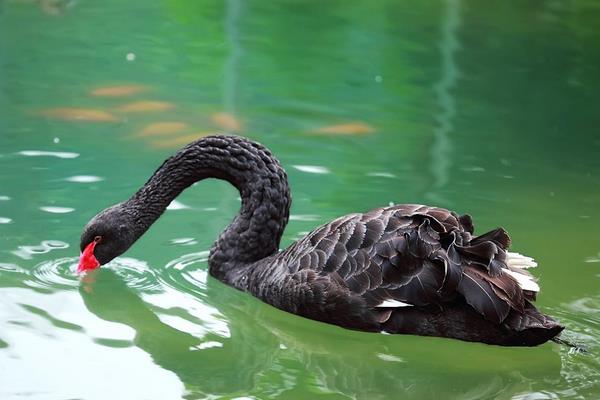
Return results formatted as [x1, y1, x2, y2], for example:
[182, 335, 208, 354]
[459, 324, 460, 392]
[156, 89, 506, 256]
[79, 269, 267, 397]
[73, 267, 567, 399]
[1, 0, 600, 398]
[2, 250, 585, 398]
[427, 0, 460, 205]
[0, 248, 597, 399]
[0, 287, 183, 399]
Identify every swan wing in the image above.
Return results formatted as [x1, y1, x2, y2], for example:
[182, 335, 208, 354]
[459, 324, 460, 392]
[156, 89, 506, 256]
[288, 204, 532, 325]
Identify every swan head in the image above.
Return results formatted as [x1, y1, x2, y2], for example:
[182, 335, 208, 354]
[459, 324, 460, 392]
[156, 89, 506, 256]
[78, 203, 138, 273]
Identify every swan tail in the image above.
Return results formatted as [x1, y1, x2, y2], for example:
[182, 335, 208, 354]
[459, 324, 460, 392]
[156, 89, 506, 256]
[502, 300, 564, 345]
[380, 225, 564, 346]
[381, 301, 564, 346]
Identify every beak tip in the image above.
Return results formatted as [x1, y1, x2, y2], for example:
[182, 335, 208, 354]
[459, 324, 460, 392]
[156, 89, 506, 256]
[77, 241, 100, 274]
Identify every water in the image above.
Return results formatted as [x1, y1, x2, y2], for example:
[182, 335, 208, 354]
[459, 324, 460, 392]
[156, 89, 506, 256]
[1, 0, 599, 398]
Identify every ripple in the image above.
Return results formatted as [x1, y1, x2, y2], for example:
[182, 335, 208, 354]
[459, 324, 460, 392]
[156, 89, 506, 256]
[65, 175, 104, 183]
[555, 298, 600, 394]
[194, 341, 223, 350]
[0, 263, 25, 273]
[289, 214, 320, 222]
[40, 206, 75, 214]
[170, 237, 198, 246]
[165, 251, 209, 272]
[18, 150, 79, 159]
[376, 353, 405, 363]
[565, 297, 600, 318]
[166, 200, 190, 210]
[158, 251, 210, 296]
[104, 257, 162, 292]
[22, 256, 163, 292]
[551, 297, 600, 352]
[24, 257, 81, 290]
[292, 165, 330, 174]
[460, 166, 486, 172]
[12, 240, 69, 260]
[367, 172, 396, 178]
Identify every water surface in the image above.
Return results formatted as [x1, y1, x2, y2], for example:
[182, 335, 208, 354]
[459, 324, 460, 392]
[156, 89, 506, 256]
[1, 0, 599, 399]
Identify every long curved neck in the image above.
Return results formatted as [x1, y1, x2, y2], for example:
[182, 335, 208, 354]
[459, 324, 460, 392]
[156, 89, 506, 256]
[127, 135, 291, 279]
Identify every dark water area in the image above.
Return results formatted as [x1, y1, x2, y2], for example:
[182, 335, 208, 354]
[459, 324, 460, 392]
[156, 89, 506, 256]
[1, 0, 599, 399]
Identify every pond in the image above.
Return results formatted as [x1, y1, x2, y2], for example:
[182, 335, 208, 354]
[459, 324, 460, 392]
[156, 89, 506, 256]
[1, 0, 599, 399]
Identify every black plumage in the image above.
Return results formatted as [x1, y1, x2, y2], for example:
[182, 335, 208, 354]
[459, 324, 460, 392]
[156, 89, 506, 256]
[79, 135, 563, 346]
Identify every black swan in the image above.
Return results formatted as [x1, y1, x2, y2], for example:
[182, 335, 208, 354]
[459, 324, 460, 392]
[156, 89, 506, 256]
[78, 135, 563, 346]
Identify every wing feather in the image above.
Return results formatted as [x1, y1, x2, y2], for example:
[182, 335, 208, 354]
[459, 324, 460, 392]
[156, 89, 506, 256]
[458, 267, 511, 324]
[283, 204, 530, 329]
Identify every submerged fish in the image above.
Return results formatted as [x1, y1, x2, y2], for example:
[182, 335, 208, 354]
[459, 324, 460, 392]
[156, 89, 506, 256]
[116, 101, 175, 113]
[211, 112, 242, 132]
[36, 108, 119, 122]
[139, 122, 189, 137]
[90, 85, 148, 97]
[313, 122, 375, 135]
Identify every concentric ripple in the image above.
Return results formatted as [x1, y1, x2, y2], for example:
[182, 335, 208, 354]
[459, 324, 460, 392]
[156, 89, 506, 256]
[104, 257, 163, 292]
[24, 257, 81, 291]
[21, 256, 163, 292]
[0, 263, 25, 273]
[157, 251, 210, 297]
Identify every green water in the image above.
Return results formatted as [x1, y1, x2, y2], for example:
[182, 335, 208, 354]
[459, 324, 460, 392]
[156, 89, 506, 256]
[1, 0, 599, 399]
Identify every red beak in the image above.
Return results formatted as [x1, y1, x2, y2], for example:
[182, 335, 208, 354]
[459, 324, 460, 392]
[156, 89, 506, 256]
[77, 240, 100, 273]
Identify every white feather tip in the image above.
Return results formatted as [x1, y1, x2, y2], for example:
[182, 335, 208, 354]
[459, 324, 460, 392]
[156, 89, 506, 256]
[506, 251, 538, 269]
[504, 269, 540, 292]
[376, 299, 413, 308]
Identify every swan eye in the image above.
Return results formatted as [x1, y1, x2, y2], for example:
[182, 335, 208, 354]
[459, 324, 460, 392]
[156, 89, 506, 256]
[94, 236, 102, 243]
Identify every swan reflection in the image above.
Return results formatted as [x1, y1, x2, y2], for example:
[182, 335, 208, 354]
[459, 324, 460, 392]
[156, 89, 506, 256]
[79, 268, 563, 399]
